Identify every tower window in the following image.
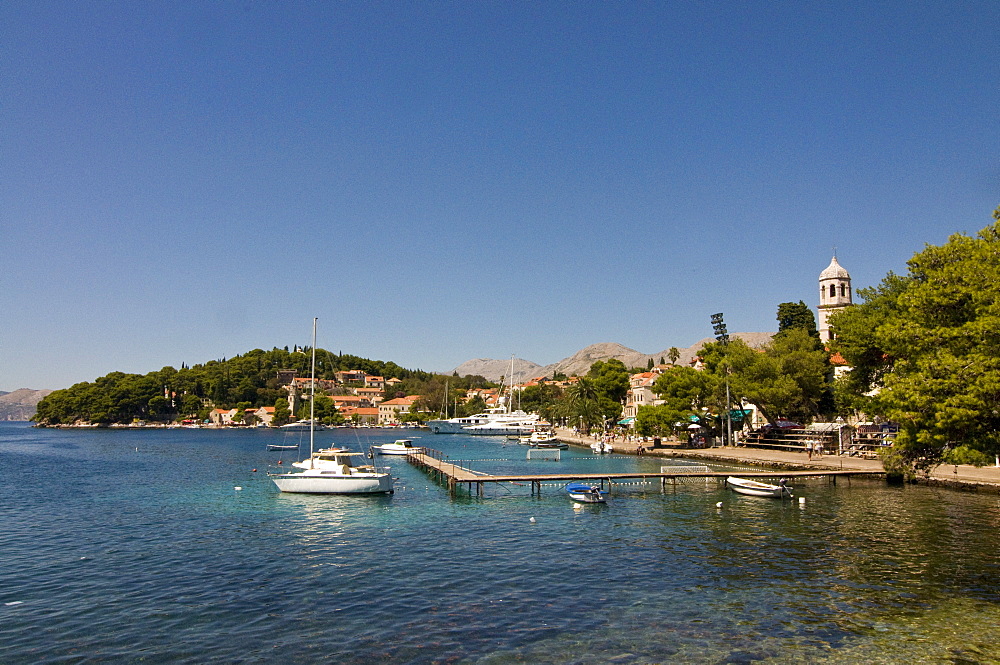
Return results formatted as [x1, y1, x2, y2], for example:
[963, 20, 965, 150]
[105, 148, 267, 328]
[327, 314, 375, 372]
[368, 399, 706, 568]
[829, 284, 836, 298]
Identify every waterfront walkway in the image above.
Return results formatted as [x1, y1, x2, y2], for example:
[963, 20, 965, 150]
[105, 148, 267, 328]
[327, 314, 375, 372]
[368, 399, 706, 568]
[406, 446, 881, 497]
[553, 427, 1000, 491]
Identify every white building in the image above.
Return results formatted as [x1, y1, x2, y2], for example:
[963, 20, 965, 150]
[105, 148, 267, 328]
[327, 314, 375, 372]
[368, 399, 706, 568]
[818, 256, 852, 342]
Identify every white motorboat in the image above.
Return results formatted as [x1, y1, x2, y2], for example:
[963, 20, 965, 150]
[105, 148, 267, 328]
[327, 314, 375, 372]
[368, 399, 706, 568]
[280, 419, 328, 431]
[529, 429, 567, 449]
[270, 319, 393, 495]
[591, 441, 613, 454]
[566, 482, 607, 504]
[725, 476, 793, 499]
[528, 429, 557, 444]
[373, 439, 423, 455]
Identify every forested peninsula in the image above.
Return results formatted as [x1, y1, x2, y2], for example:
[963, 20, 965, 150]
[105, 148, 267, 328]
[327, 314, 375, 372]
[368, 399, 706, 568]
[32, 347, 442, 426]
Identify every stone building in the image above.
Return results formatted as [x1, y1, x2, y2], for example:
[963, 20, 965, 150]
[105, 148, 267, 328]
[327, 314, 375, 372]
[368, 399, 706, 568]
[818, 256, 852, 342]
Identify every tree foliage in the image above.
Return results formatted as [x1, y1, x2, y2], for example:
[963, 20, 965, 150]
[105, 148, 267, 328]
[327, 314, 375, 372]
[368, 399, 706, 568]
[650, 325, 833, 437]
[34, 346, 437, 425]
[831, 207, 1000, 473]
[776, 300, 818, 338]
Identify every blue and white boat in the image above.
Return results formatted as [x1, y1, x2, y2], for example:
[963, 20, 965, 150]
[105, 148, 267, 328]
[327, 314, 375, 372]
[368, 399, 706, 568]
[566, 482, 607, 504]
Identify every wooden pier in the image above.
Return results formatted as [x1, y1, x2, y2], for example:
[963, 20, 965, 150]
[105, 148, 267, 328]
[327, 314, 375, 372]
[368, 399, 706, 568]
[406, 449, 884, 497]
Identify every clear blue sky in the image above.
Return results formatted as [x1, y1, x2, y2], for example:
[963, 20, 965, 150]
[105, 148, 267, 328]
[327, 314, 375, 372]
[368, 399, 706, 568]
[3, 1, 998, 391]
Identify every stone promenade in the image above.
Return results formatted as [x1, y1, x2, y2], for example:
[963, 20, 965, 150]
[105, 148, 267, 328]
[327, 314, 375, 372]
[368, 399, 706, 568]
[554, 427, 1000, 492]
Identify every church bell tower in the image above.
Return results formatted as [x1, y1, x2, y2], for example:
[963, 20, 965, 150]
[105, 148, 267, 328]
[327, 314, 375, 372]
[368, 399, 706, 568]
[818, 256, 852, 342]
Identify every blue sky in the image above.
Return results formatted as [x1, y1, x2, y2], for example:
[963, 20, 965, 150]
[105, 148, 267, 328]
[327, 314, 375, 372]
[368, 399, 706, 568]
[3, 1, 998, 391]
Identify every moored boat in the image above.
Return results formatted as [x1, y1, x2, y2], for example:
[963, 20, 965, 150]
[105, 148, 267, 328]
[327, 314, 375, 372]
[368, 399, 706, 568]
[566, 482, 607, 504]
[272, 448, 394, 494]
[528, 429, 557, 444]
[269, 319, 393, 495]
[725, 476, 793, 499]
[281, 419, 328, 431]
[267, 443, 299, 451]
[591, 440, 613, 454]
[373, 439, 423, 455]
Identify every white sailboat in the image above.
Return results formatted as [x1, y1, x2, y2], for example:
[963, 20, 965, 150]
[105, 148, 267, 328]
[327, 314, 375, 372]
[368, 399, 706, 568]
[270, 319, 394, 495]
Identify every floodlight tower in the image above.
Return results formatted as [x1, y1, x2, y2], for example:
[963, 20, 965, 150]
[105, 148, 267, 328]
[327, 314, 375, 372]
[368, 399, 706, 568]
[710, 313, 733, 447]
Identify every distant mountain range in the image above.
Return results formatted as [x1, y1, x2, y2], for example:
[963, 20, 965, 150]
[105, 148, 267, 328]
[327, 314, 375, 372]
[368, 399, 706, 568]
[451, 333, 775, 383]
[0, 388, 53, 421]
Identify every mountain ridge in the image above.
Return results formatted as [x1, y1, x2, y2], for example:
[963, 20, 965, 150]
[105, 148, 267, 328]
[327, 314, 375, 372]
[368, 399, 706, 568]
[0, 388, 53, 421]
[451, 333, 775, 382]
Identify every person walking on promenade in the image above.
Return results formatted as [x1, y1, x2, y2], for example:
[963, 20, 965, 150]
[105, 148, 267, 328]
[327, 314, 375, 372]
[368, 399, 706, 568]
[806, 440, 813, 460]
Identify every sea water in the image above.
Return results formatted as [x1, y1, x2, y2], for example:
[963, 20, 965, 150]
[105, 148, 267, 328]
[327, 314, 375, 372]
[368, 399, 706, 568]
[1, 421, 999, 664]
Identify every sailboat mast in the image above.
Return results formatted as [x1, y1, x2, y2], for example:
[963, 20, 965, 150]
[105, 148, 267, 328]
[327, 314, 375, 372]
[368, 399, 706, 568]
[309, 317, 317, 469]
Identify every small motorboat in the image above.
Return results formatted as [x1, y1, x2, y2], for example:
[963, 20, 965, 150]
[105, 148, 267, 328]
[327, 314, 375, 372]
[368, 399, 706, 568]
[591, 441, 613, 454]
[566, 482, 608, 504]
[725, 476, 793, 499]
[267, 443, 299, 451]
[528, 429, 557, 444]
[373, 439, 423, 455]
[530, 440, 568, 450]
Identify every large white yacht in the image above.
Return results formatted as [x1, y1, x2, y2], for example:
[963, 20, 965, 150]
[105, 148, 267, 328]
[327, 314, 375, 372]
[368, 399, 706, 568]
[428, 356, 539, 435]
[426, 407, 539, 434]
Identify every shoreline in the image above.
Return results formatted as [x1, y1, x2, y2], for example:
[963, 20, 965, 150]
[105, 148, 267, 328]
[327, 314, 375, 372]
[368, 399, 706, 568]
[553, 427, 1000, 493]
[24, 420, 1000, 493]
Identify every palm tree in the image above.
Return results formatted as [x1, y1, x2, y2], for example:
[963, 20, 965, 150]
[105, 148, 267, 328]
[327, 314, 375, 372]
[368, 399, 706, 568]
[668, 347, 681, 365]
[566, 377, 601, 433]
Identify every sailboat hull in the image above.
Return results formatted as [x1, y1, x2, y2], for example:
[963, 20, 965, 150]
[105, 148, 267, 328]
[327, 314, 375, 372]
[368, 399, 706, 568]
[271, 472, 394, 494]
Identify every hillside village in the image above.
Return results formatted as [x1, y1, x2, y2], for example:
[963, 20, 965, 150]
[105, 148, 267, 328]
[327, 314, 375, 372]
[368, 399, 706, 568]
[206, 369, 590, 428]
[205, 357, 711, 429]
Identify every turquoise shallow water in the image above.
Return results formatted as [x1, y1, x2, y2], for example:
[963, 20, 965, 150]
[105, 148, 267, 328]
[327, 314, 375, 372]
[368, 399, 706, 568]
[2, 422, 1000, 664]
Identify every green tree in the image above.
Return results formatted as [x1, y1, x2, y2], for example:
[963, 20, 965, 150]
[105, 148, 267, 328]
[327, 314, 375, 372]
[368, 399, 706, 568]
[651, 366, 718, 431]
[273, 398, 292, 426]
[587, 360, 630, 404]
[832, 206, 1000, 476]
[667, 347, 680, 365]
[313, 394, 343, 425]
[565, 377, 602, 432]
[701, 332, 831, 425]
[146, 395, 170, 422]
[776, 301, 819, 338]
[635, 404, 686, 438]
[179, 394, 202, 417]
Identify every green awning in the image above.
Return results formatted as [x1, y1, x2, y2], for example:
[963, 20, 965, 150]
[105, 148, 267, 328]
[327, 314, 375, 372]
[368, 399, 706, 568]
[730, 409, 752, 422]
[617, 417, 635, 425]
